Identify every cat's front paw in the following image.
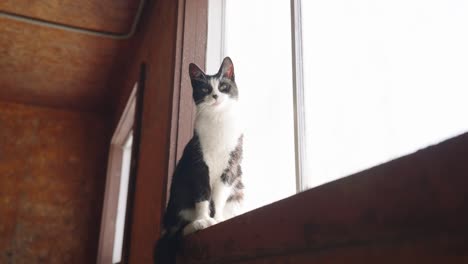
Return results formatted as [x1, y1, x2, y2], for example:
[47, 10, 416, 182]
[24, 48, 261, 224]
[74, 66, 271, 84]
[182, 217, 217, 236]
[214, 215, 225, 223]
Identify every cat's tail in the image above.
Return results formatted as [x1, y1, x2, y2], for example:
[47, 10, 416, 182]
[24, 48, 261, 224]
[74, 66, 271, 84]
[153, 230, 181, 264]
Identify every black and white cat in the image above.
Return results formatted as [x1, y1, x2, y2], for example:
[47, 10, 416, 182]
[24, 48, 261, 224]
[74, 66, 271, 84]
[154, 57, 244, 263]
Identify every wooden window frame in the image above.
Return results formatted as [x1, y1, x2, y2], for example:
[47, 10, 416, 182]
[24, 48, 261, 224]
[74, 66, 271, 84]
[168, 0, 209, 193]
[98, 83, 137, 264]
[166, 0, 468, 263]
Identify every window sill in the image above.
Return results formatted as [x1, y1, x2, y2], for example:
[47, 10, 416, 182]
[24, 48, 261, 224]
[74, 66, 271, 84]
[180, 132, 468, 263]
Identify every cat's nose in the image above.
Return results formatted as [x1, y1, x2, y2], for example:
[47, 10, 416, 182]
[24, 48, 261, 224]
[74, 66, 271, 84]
[212, 94, 218, 99]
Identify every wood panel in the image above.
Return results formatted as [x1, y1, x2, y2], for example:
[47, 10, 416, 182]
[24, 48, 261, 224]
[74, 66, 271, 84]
[175, 0, 209, 163]
[0, 0, 141, 33]
[0, 101, 111, 263]
[0, 17, 126, 112]
[180, 133, 468, 263]
[238, 235, 468, 264]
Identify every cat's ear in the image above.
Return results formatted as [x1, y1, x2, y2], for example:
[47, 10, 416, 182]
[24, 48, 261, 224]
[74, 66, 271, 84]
[218, 57, 235, 80]
[189, 63, 206, 81]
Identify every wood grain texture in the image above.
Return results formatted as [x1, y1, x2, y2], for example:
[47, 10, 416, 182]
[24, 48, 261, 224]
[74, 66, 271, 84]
[0, 0, 141, 33]
[180, 133, 468, 263]
[0, 101, 111, 264]
[167, 0, 208, 203]
[237, 235, 468, 264]
[175, 0, 208, 164]
[0, 17, 127, 112]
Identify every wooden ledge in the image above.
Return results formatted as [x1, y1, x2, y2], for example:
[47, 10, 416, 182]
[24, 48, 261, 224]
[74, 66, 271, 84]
[180, 133, 468, 263]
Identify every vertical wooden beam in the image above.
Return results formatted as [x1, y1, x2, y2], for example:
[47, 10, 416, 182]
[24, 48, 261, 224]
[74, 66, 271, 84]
[168, 0, 208, 200]
[175, 0, 209, 162]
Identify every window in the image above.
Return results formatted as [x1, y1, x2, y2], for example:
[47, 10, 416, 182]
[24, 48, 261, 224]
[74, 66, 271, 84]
[300, 0, 468, 188]
[207, 0, 468, 209]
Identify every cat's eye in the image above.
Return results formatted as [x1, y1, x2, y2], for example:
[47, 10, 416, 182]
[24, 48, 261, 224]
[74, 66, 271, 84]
[220, 84, 230, 92]
[201, 87, 209, 93]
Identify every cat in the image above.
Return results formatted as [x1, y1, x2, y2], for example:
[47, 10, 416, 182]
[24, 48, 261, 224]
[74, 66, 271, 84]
[154, 57, 244, 264]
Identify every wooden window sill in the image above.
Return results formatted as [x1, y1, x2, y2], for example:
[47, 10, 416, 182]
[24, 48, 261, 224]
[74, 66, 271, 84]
[179, 133, 468, 263]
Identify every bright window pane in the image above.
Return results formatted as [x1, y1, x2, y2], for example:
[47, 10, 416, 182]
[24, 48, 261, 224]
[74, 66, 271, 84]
[302, 0, 468, 188]
[208, 0, 296, 211]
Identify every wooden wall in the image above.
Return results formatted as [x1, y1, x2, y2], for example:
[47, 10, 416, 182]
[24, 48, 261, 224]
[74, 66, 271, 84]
[0, 0, 140, 33]
[0, 102, 111, 263]
[0, 1, 140, 113]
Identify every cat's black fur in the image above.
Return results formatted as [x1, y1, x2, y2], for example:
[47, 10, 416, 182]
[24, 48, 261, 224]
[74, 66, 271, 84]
[153, 135, 208, 264]
[154, 57, 243, 264]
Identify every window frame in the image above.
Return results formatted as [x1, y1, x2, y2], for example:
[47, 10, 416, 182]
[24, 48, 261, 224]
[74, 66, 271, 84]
[290, 0, 308, 192]
[98, 83, 137, 264]
[206, 0, 307, 194]
[167, 0, 209, 197]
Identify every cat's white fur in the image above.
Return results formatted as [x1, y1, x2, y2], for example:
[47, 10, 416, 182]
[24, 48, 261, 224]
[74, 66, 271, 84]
[181, 201, 216, 235]
[181, 78, 243, 235]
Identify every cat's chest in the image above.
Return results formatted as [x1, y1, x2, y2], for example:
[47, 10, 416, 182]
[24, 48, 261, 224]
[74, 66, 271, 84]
[196, 115, 241, 185]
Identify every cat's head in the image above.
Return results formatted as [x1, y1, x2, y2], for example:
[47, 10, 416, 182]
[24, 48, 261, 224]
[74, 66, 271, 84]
[189, 57, 238, 111]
